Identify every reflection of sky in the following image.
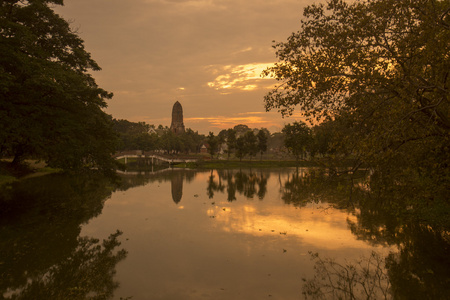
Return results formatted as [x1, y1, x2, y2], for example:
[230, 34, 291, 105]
[81, 170, 393, 299]
[207, 202, 370, 250]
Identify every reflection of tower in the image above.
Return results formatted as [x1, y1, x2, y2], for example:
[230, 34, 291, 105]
[171, 172, 183, 204]
[170, 101, 185, 134]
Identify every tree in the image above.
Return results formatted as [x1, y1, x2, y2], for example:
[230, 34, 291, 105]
[0, 0, 117, 172]
[179, 128, 204, 153]
[244, 131, 258, 160]
[113, 119, 157, 151]
[233, 124, 251, 137]
[225, 129, 237, 159]
[264, 0, 449, 199]
[160, 130, 181, 154]
[235, 136, 247, 161]
[282, 122, 313, 161]
[256, 130, 268, 160]
[206, 132, 218, 158]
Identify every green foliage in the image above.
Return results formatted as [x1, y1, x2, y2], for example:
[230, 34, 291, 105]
[256, 129, 268, 159]
[225, 128, 237, 158]
[234, 136, 247, 161]
[282, 121, 313, 160]
[244, 130, 258, 160]
[0, 0, 117, 172]
[264, 0, 450, 224]
[113, 120, 204, 154]
[206, 131, 218, 158]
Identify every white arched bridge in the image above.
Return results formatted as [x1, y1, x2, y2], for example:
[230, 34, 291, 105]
[114, 151, 199, 165]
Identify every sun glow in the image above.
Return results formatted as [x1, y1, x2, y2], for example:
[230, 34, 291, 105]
[185, 111, 283, 131]
[206, 201, 375, 250]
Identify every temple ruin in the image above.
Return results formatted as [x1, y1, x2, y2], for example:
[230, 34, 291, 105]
[170, 101, 185, 134]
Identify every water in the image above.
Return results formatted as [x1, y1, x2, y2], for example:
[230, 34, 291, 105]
[1, 168, 448, 299]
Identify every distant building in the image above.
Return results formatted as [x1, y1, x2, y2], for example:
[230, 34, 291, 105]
[170, 101, 185, 134]
[200, 143, 209, 154]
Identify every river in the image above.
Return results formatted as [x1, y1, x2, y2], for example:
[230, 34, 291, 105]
[0, 168, 448, 299]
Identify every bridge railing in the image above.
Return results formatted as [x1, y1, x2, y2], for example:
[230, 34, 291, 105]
[114, 151, 199, 164]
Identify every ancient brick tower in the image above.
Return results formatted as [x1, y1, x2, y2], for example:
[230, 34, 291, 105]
[170, 101, 185, 134]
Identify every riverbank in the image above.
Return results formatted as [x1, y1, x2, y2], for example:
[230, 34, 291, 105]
[0, 160, 61, 186]
[179, 159, 318, 169]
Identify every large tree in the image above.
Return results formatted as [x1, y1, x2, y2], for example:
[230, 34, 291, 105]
[282, 122, 312, 161]
[264, 0, 449, 226]
[0, 0, 117, 172]
[264, 0, 449, 170]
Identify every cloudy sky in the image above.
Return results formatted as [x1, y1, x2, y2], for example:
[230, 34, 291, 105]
[55, 0, 319, 134]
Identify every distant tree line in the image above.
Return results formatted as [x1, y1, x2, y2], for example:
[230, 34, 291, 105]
[112, 119, 204, 154]
[112, 118, 347, 163]
[113, 120, 315, 161]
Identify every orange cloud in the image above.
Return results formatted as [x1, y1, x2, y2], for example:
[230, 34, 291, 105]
[207, 63, 276, 91]
[185, 111, 284, 132]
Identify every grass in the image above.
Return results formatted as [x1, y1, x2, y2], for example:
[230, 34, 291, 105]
[0, 174, 16, 186]
[0, 159, 62, 187]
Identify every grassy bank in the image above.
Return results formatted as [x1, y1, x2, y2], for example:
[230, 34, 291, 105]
[178, 159, 319, 169]
[0, 160, 62, 186]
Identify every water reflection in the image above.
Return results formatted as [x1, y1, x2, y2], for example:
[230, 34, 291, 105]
[0, 173, 127, 299]
[206, 169, 269, 201]
[171, 171, 183, 204]
[203, 168, 450, 299]
[302, 251, 391, 300]
[116, 168, 199, 204]
[1, 168, 448, 299]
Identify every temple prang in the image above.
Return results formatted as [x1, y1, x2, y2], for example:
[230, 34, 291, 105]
[170, 101, 185, 134]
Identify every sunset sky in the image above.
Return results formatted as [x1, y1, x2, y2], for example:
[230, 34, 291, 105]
[55, 0, 319, 134]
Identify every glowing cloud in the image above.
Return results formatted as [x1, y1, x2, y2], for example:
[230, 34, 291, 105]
[207, 63, 275, 91]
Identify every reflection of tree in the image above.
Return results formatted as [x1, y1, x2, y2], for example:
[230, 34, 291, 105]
[226, 171, 237, 201]
[281, 168, 354, 208]
[207, 170, 218, 199]
[7, 231, 127, 300]
[257, 172, 268, 200]
[302, 251, 391, 300]
[385, 225, 450, 300]
[205, 169, 271, 201]
[0, 173, 127, 299]
[344, 178, 450, 299]
[282, 168, 316, 207]
[279, 168, 450, 298]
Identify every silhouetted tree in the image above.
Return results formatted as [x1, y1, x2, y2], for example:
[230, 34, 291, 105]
[282, 122, 313, 161]
[226, 129, 237, 159]
[257, 130, 268, 160]
[206, 132, 218, 158]
[244, 131, 258, 160]
[0, 0, 117, 172]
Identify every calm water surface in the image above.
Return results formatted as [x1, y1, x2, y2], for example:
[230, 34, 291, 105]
[83, 168, 391, 299]
[4, 167, 447, 299]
